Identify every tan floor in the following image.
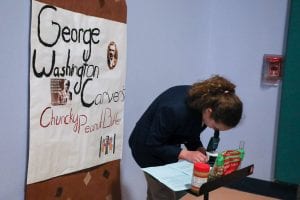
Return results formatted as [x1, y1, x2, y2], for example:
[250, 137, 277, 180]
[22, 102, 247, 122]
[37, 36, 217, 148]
[180, 187, 280, 200]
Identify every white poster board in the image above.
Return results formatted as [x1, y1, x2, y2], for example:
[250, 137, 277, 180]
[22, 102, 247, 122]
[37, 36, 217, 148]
[27, 0, 127, 184]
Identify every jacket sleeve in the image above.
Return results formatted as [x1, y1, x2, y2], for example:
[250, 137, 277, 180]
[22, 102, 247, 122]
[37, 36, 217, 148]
[185, 135, 204, 150]
[145, 106, 182, 163]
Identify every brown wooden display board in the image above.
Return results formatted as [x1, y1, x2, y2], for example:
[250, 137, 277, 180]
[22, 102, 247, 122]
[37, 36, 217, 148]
[26, 159, 121, 200]
[35, 0, 127, 24]
[27, 0, 126, 198]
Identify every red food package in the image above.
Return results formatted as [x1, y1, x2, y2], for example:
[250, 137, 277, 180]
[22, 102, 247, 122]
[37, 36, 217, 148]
[222, 149, 244, 175]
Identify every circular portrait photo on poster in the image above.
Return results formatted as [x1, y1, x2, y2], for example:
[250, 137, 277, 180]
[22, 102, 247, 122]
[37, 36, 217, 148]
[107, 41, 118, 70]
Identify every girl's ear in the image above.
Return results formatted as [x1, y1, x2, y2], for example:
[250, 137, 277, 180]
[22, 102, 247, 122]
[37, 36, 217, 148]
[203, 108, 213, 119]
[205, 108, 213, 116]
[207, 108, 212, 114]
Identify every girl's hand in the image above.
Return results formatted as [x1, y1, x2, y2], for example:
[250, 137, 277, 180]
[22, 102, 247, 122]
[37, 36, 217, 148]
[178, 149, 208, 163]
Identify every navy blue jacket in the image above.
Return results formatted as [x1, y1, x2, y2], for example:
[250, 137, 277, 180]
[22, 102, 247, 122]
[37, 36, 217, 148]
[129, 85, 207, 168]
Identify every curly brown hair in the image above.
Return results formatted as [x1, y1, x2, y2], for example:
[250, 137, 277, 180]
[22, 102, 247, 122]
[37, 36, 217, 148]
[187, 75, 243, 127]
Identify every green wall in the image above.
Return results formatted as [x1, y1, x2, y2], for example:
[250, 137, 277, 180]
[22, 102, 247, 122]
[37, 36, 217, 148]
[275, 0, 300, 184]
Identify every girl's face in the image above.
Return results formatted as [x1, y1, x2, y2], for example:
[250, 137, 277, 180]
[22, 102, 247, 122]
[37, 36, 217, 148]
[202, 108, 231, 131]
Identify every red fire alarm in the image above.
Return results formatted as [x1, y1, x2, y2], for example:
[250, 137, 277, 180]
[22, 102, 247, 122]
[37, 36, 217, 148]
[262, 54, 283, 86]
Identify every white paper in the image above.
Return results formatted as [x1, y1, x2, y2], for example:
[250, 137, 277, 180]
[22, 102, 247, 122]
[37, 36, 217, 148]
[142, 160, 194, 191]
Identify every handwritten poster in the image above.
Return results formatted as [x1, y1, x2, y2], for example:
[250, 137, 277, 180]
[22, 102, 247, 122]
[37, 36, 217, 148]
[27, 0, 127, 184]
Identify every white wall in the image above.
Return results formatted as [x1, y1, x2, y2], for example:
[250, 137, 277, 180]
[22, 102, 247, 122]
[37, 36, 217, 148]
[205, 0, 288, 181]
[0, 1, 29, 200]
[121, 0, 288, 200]
[0, 0, 288, 199]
